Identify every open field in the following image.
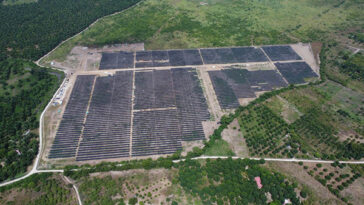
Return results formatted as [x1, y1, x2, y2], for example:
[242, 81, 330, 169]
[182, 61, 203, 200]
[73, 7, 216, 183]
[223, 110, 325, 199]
[2, 0, 37, 6]
[41, 0, 363, 65]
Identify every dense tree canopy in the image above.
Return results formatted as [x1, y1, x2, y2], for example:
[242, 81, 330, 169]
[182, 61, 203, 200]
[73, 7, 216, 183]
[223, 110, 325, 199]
[0, 59, 62, 182]
[177, 158, 300, 205]
[0, 0, 140, 60]
[340, 53, 364, 81]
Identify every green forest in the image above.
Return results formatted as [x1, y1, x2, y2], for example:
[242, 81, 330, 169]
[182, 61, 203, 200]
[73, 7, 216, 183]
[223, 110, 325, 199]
[0, 59, 62, 182]
[0, 0, 140, 61]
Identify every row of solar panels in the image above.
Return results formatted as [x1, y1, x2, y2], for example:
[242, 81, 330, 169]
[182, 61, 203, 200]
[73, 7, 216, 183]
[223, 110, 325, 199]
[209, 62, 318, 109]
[99, 45, 302, 70]
[49, 68, 210, 161]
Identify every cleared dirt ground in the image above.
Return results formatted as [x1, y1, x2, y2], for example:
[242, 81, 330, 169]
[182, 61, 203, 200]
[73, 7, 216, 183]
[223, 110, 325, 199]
[341, 177, 364, 205]
[49, 43, 144, 72]
[291, 43, 320, 76]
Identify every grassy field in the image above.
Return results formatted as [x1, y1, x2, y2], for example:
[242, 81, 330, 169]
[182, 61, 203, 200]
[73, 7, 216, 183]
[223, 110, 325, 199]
[41, 0, 363, 63]
[203, 139, 235, 156]
[265, 96, 302, 124]
[2, 0, 37, 6]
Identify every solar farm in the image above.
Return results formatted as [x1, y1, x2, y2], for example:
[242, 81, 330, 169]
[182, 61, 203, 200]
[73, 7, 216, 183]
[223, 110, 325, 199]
[48, 44, 319, 161]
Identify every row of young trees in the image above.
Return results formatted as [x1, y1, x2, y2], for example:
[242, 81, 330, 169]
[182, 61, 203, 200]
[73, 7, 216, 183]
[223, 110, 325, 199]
[0, 59, 62, 182]
[300, 162, 362, 203]
[292, 107, 364, 160]
[0, 0, 140, 61]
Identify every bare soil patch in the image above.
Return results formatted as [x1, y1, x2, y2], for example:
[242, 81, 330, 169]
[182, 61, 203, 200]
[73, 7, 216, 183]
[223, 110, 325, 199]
[341, 177, 364, 205]
[50, 43, 144, 72]
[221, 119, 249, 157]
[291, 43, 320, 76]
[337, 130, 364, 144]
[197, 67, 225, 119]
[311, 42, 323, 64]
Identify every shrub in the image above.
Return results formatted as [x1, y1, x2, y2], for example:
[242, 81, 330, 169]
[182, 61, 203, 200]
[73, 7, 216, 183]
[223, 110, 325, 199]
[300, 191, 307, 198]
[129, 197, 138, 205]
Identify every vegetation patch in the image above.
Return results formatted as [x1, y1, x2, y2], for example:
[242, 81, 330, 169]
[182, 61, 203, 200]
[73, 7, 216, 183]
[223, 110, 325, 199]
[78, 170, 174, 205]
[203, 139, 235, 156]
[237, 82, 364, 160]
[0, 173, 77, 205]
[338, 52, 364, 81]
[177, 158, 301, 204]
[0, 59, 63, 182]
[2, 0, 37, 6]
[44, 0, 361, 63]
[297, 161, 362, 203]
[264, 96, 302, 124]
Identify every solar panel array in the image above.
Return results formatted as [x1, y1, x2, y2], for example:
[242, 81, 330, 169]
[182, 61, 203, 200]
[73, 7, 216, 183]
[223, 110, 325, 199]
[49, 75, 95, 158]
[133, 68, 210, 155]
[262, 45, 302, 61]
[132, 109, 182, 156]
[99, 45, 301, 70]
[172, 68, 210, 141]
[50, 44, 315, 161]
[275, 62, 318, 84]
[200, 47, 268, 64]
[209, 69, 288, 109]
[99, 52, 134, 70]
[134, 70, 176, 110]
[76, 71, 133, 161]
[134, 49, 204, 68]
[51, 68, 210, 160]
[209, 71, 241, 109]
